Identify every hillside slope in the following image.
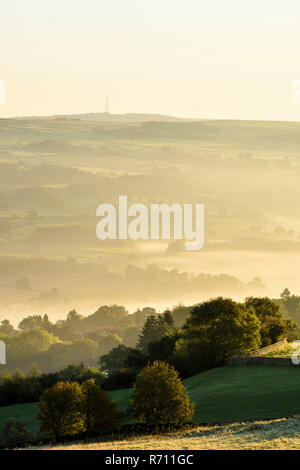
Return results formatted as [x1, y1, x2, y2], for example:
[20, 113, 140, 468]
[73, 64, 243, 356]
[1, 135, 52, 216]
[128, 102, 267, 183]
[110, 365, 300, 425]
[184, 365, 300, 424]
[2, 365, 300, 437]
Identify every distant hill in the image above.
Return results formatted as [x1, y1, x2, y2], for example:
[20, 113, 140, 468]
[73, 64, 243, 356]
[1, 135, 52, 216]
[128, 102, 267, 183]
[1, 117, 300, 152]
[20, 112, 195, 123]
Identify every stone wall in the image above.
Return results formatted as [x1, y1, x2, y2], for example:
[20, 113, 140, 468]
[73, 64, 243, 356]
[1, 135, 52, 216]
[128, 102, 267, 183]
[227, 338, 294, 367]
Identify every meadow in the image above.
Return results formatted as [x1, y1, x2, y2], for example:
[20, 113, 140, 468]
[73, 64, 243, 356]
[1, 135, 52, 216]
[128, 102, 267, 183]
[44, 417, 300, 450]
[2, 364, 300, 448]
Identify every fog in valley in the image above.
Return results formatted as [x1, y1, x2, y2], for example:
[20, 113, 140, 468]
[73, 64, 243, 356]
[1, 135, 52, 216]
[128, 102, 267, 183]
[0, 117, 299, 324]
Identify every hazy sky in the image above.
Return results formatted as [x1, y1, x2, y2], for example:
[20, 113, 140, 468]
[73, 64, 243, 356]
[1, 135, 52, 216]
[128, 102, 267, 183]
[1, 0, 300, 120]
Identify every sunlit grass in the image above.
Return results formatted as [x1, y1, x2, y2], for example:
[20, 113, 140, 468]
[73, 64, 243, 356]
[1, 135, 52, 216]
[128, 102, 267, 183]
[264, 344, 294, 358]
[41, 416, 300, 450]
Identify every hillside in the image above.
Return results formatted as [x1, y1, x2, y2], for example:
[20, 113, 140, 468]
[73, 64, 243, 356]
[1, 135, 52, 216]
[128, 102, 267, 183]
[18, 112, 193, 123]
[184, 365, 300, 423]
[109, 365, 300, 425]
[2, 364, 300, 443]
[1, 118, 300, 151]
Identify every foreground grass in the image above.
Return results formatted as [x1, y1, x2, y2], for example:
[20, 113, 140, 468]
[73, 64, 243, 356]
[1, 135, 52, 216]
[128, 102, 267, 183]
[42, 416, 300, 450]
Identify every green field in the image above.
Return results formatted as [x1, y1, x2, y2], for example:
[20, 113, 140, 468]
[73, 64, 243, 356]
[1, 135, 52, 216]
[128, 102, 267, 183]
[184, 365, 300, 424]
[2, 365, 300, 438]
[0, 402, 39, 435]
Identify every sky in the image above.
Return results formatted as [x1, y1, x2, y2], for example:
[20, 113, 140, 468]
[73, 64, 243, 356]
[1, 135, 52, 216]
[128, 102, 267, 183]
[1, 0, 300, 120]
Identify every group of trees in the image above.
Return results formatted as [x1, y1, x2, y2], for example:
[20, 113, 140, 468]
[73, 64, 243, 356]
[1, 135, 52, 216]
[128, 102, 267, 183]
[38, 379, 122, 438]
[0, 294, 297, 446]
[0, 360, 195, 444]
[0, 295, 297, 403]
[0, 363, 102, 407]
[101, 296, 297, 380]
[36, 361, 194, 442]
[0, 306, 163, 374]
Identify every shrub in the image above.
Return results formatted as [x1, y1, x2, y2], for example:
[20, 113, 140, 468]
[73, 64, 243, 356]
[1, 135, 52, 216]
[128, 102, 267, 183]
[38, 381, 84, 438]
[81, 379, 122, 436]
[132, 361, 194, 426]
[0, 418, 30, 447]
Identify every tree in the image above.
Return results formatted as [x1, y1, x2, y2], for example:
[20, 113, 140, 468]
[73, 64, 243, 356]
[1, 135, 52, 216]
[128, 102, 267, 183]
[41, 314, 53, 332]
[53, 323, 80, 342]
[12, 367, 25, 381]
[245, 297, 296, 346]
[124, 348, 149, 371]
[147, 332, 179, 363]
[132, 307, 157, 328]
[137, 313, 173, 352]
[132, 361, 194, 426]
[177, 297, 261, 375]
[81, 379, 122, 436]
[280, 289, 300, 320]
[162, 310, 175, 331]
[99, 345, 132, 374]
[281, 288, 291, 300]
[170, 305, 192, 328]
[0, 319, 15, 336]
[38, 381, 84, 438]
[7, 328, 59, 363]
[27, 363, 41, 378]
[83, 305, 128, 333]
[58, 363, 101, 384]
[123, 327, 140, 348]
[0, 418, 30, 446]
[97, 334, 122, 356]
[18, 315, 43, 331]
[66, 309, 83, 329]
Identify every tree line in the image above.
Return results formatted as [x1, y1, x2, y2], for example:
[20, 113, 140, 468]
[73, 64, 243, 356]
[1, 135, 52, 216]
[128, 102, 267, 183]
[0, 294, 296, 407]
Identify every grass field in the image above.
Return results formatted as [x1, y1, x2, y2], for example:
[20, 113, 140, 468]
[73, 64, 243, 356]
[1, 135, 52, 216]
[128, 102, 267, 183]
[2, 365, 300, 439]
[43, 416, 300, 450]
[0, 402, 39, 435]
[264, 344, 294, 358]
[110, 365, 300, 425]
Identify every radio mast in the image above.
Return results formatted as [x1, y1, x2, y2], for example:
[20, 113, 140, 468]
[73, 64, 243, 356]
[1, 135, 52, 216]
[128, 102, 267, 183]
[105, 96, 109, 114]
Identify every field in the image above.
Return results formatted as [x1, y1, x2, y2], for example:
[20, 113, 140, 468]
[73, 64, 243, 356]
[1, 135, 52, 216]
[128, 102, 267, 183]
[44, 417, 300, 450]
[0, 402, 39, 435]
[2, 364, 300, 448]
[264, 344, 294, 358]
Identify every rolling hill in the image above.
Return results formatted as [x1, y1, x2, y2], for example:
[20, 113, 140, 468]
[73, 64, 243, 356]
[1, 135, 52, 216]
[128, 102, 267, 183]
[18, 112, 194, 123]
[2, 364, 300, 440]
